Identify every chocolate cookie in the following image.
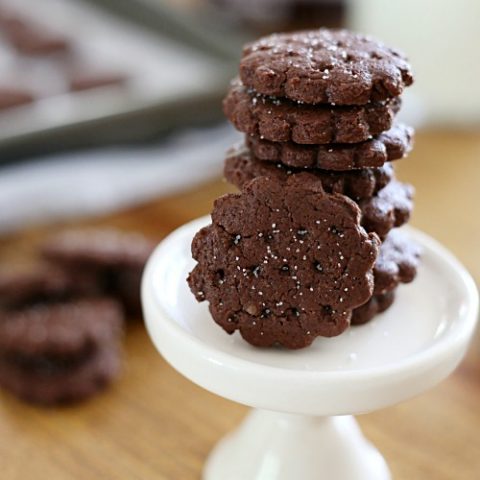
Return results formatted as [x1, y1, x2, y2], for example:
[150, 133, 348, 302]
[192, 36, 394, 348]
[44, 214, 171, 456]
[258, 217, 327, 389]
[373, 229, 421, 295]
[69, 73, 127, 92]
[240, 29, 413, 105]
[1, 16, 70, 55]
[41, 229, 155, 271]
[223, 145, 412, 237]
[224, 143, 394, 200]
[351, 291, 395, 325]
[0, 264, 100, 309]
[360, 181, 414, 239]
[41, 229, 155, 315]
[0, 298, 124, 358]
[188, 173, 380, 349]
[246, 123, 413, 170]
[351, 230, 421, 325]
[114, 269, 144, 315]
[0, 87, 34, 110]
[0, 345, 121, 405]
[0, 297, 124, 405]
[224, 80, 400, 144]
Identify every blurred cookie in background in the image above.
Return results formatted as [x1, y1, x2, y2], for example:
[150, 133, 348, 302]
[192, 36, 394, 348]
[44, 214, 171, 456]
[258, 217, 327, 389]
[0, 263, 100, 309]
[207, 0, 345, 32]
[0, 297, 124, 405]
[0, 227, 156, 406]
[41, 229, 156, 316]
[68, 73, 128, 92]
[0, 87, 34, 111]
[0, 10, 70, 55]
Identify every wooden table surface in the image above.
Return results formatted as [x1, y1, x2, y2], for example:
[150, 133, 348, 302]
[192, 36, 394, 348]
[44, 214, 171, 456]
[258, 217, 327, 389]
[0, 130, 479, 480]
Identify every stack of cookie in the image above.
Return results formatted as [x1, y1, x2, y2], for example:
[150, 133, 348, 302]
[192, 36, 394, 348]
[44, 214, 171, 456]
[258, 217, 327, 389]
[189, 29, 421, 349]
[0, 228, 155, 405]
[0, 267, 124, 405]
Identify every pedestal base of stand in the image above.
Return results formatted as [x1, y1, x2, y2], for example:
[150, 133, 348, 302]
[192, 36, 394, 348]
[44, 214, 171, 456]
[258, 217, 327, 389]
[204, 410, 390, 480]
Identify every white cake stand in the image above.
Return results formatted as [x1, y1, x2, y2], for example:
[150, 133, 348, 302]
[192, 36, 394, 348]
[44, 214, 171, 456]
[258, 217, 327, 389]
[142, 216, 478, 480]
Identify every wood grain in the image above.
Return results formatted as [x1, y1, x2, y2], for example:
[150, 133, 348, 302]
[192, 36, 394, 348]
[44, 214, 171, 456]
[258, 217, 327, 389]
[0, 130, 479, 479]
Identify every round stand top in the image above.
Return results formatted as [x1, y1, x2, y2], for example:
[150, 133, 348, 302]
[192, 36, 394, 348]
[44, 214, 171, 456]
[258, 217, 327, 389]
[142, 217, 478, 416]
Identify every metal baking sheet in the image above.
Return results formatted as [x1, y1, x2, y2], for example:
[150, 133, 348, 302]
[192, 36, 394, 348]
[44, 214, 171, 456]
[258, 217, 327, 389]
[0, 0, 232, 160]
